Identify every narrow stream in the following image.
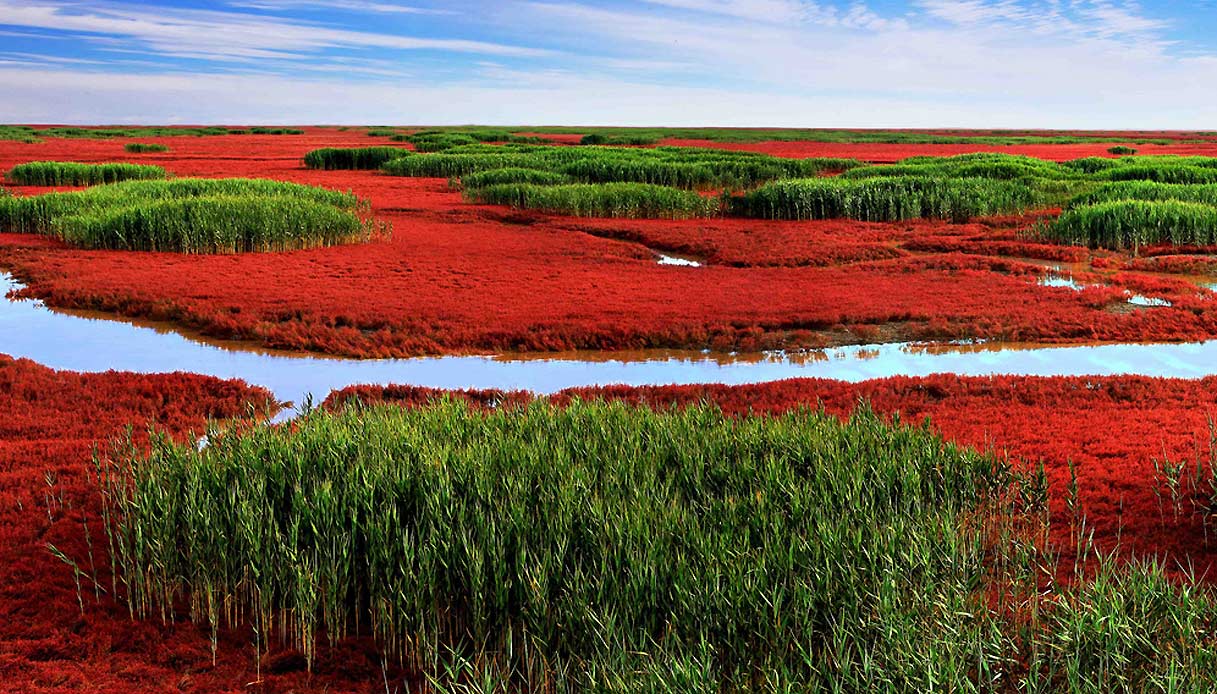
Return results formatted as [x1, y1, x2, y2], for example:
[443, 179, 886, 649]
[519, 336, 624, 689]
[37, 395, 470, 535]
[7, 272, 1217, 418]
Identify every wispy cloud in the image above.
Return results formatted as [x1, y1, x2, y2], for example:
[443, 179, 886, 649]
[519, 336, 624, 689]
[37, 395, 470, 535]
[0, 0, 1214, 126]
[230, 0, 455, 15]
[0, 0, 545, 63]
[640, 0, 906, 29]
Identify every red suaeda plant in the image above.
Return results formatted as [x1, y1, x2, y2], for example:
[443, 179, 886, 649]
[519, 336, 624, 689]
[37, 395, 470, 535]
[5, 131, 1217, 357]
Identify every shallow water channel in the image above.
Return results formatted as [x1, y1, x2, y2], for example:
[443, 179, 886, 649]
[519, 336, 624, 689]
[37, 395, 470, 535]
[6, 271, 1217, 418]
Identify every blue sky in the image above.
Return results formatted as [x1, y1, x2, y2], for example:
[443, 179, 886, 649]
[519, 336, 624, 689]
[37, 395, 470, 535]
[1, 0, 1215, 126]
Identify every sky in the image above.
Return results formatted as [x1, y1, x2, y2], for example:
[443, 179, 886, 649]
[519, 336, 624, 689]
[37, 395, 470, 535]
[1, 0, 1215, 127]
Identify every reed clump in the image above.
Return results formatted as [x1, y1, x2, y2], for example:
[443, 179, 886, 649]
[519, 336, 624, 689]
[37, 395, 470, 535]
[1068, 181, 1217, 208]
[124, 143, 169, 153]
[54, 195, 369, 253]
[0, 178, 381, 253]
[465, 182, 720, 218]
[383, 143, 861, 190]
[7, 161, 167, 186]
[97, 399, 1012, 689]
[303, 147, 410, 170]
[1047, 199, 1217, 251]
[92, 397, 1217, 690]
[737, 175, 1040, 222]
[456, 167, 572, 189]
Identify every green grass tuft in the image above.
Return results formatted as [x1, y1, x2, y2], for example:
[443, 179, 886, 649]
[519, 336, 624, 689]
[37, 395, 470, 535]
[465, 182, 720, 218]
[54, 195, 369, 253]
[303, 147, 410, 170]
[456, 167, 572, 188]
[0, 178, 379, 252]
[737, 175, 1040, 222]
[1047, 199, 1217, 251]
[6, 161, 166, 186]
[124, 143, 169, 154]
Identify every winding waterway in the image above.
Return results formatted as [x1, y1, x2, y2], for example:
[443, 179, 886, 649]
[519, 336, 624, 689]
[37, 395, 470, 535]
[6, 272, 1217, 418]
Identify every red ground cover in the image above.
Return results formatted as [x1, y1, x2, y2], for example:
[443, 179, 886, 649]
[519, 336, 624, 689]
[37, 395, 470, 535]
[5, 129, 1217, 357]
[0, 356, 385, 693]
[333, 374, 1217, 579]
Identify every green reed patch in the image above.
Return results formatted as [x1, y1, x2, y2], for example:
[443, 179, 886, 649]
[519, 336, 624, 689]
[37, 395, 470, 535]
[465, 182, 720, 218]
[0, 125, 40, 143]
[123, 143, 169, 154]
[303, 146, 410, 170]
[1068, 181, 1217, 208]
[842, 153, 1078, 182]
[98, 399, 1015, 689]
[382, 152, 539, 177]
[1047, 199, 1217, 251]
[456, 167, 572, 189]
[1108, 146, 1138, 155]
[737, 175, 1040, 222]
[54, 195, 369, 253]
[0, 178, 377, 252]
[385, 142, 860, 190]
[1101, 163, 1217, 184]
[93, 397, 1217, 691]
[6, 161, 167, 186]
[580, 133, 662, 146]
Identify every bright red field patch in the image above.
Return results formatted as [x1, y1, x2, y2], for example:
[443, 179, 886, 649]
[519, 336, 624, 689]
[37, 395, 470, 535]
[4, 129, 1217, 357]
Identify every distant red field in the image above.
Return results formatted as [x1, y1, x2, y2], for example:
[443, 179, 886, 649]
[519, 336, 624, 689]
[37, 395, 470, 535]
[4, 128, 1217, 358]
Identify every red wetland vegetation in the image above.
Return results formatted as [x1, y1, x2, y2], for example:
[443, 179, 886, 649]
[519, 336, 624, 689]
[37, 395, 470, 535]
[9, 128, 1217, 689]
[6, 128, 1217, 357]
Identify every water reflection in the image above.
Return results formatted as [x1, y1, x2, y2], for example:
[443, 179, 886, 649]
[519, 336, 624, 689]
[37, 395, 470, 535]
[7, 272, 1217, 417]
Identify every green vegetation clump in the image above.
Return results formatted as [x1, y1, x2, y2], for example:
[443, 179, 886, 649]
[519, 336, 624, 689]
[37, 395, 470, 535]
[6, 161, 166, 186]
[366, 128, 398, 137]
[123, 143, 169, 154]
[465, 182, 719, 218]
[0, 178, 378, 252]
[1062, 156, 1124, 174]
[1068, 181, 1217, 208]
[390, 129, 547, 152]
[841, 153, 1076, 182]
[382, 151, 537, 177]
[98, 400, 1009, 687]
[397, 132, 480, 152]
[1108, 145, 1138, 155]
[94, 398, 1217, 690]
[302, 146, 409, 170]
[457, 167, 572, 188]
[1101, 163, 1217, 184]
[383, 143, 861, 190]
[40, 126, 232, 139]
[580, 133, 661, 146]
[56, 195, 366, 253]
[1048, 200, 1217, 251]
[0, 125, 40, 143]
[737, 175, 1039, 222]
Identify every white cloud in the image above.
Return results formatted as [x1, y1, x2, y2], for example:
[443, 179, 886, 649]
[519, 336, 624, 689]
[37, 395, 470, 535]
[229, 0, 455, 15]
[0, 0, 1213, 127]
[0, 0, 546, 62]
[0, 65, 1214, 128]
